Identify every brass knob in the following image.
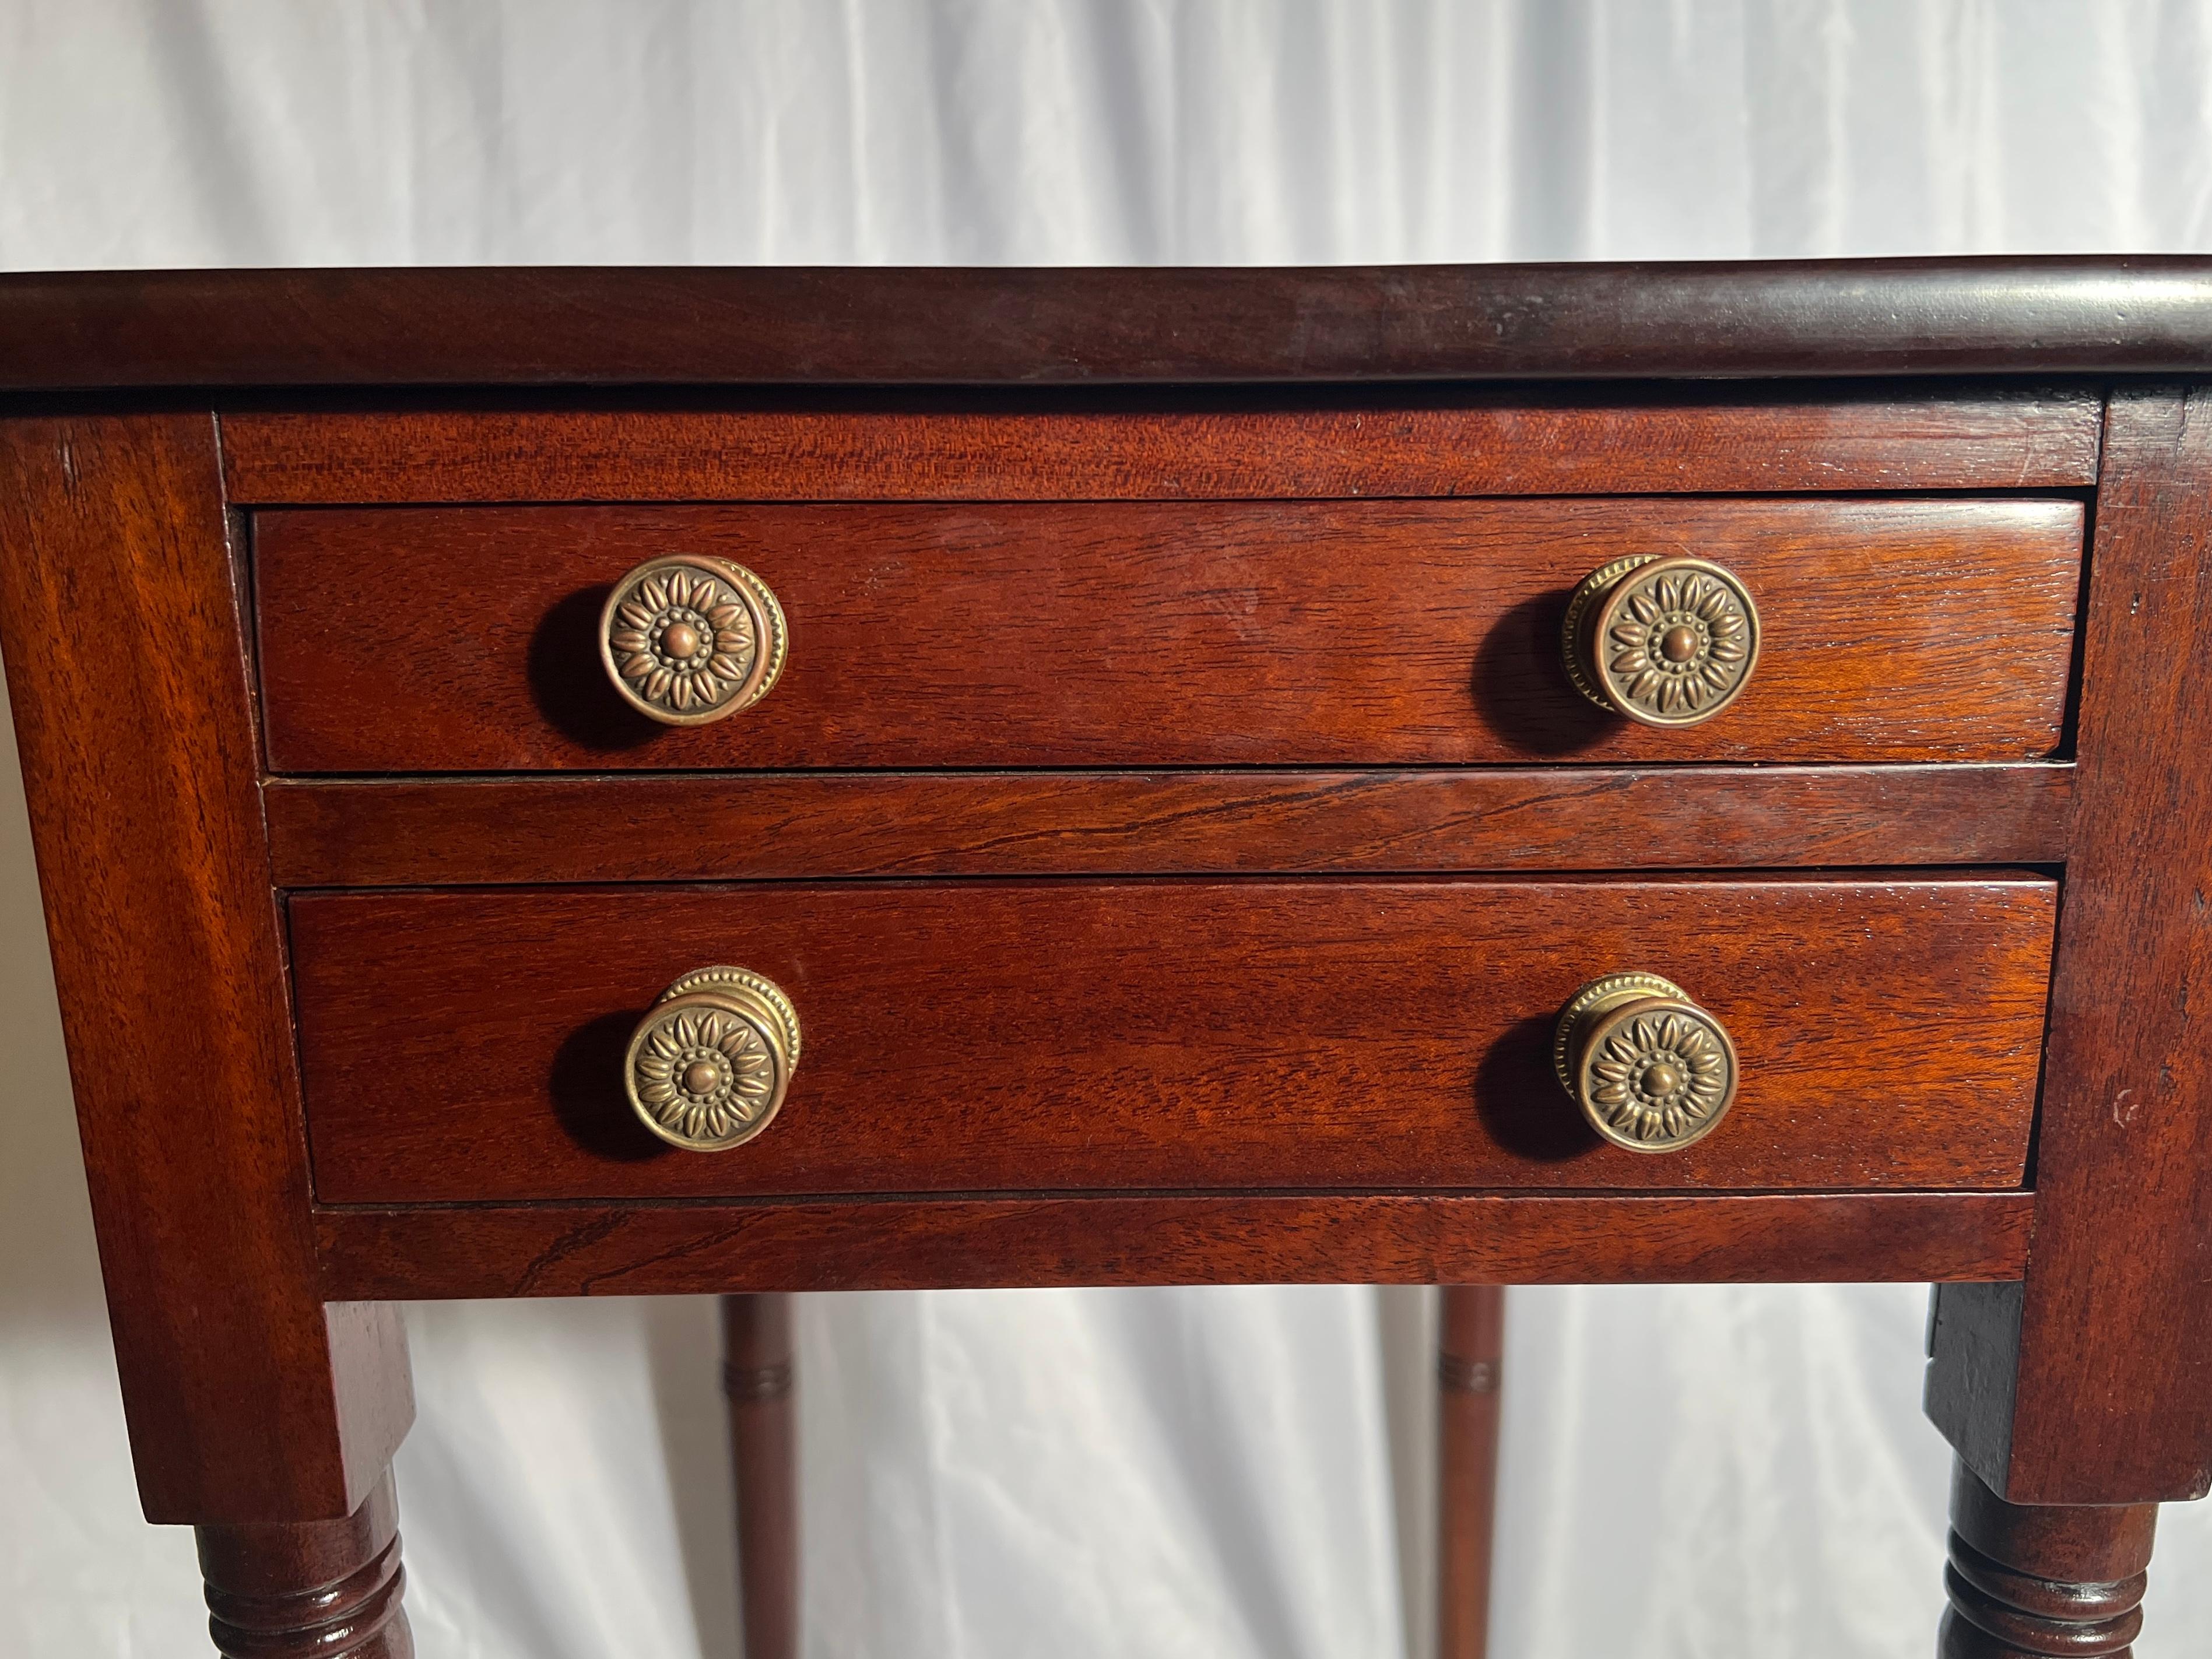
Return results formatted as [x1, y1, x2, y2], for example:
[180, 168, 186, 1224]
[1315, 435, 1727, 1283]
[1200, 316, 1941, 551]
[601, 556, 787, 725]
[1563, 556, 1759, 726]
[624, 967, 801, 1151]
[1553, 973, 1739, 1153]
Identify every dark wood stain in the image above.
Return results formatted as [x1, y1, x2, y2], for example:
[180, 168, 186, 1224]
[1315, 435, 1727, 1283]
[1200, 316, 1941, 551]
[1, 258, 2209, 388]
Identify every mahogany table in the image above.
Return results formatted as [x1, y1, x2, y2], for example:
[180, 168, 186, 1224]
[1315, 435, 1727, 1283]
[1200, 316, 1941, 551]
[3, 259, 2209, 1657]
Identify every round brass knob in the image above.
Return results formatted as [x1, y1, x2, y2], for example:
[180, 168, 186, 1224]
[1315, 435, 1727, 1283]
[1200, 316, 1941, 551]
[1553, 972, 1739, 1153]
[624, 967, 801, 1151]
[601, 556, 787, 725]
[1562, 556, 1760, 726]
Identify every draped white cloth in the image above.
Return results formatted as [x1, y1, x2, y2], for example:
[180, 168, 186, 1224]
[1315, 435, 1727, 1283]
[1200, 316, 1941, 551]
[4, 3, 2212, 1655]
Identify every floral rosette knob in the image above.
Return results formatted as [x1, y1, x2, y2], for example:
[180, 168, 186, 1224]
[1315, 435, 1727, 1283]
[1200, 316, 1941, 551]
[1563, 555, 1761, 727]
[600, 555, 788, 725]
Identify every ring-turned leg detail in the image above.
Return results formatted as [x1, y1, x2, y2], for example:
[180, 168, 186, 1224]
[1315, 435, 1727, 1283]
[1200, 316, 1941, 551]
[1437, 1285, 1504, 1659]
[725, 1293, 798, 1659]
[195, 1471, 411, 1659]
[1937, 1462, 2156, 1658]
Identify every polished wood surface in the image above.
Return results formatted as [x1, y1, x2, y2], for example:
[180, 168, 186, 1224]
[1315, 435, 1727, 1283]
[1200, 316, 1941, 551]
[254, 498, 2083, 772]
[0, 414, 409, 1525]
[1938, 1462, 2156, 1658]
[13, 263, 2212, 1654]
[3, 258, 2211, 387]
[219, 389, 2101, 503]
[723, 1295, 798, 1659]
[289, 877, 2054, 1203]
[314, 1192, 2034, 1301]
[1437, 1285, 1504, 1659]
[196, 1472, 412, 1659]
[1927, 388, 2212, 1507]
[264, 764, 2073, 887]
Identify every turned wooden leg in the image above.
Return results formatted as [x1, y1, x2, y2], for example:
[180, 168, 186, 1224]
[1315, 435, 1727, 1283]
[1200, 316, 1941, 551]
[1437, 1284, 1504, 1659]
[1939, 1460, 2158, 1658]
[725, 1293, 798, 1659]
[195, 1470, 410, 1659]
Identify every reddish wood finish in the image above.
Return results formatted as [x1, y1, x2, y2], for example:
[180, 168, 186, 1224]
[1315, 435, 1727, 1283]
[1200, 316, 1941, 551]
[289, 877, 2054, 1204]
[1438, 1285, 1504, 1659]
[251, 498, 2083, 772]
[315, 1191, 2031, 1301]
[0, 415, 410, 1524]
[197, 1472, 412, 1658]
[1927, 388, 2212, 1506]
[19, 265, 2212, 1657]
[1938, 1462, 2157, 1657]
[219, 391, 2101, 504]
[723, 1295, 798, 1659]
[2, 259, 2209, 388]
[262, 763, 2074, 887]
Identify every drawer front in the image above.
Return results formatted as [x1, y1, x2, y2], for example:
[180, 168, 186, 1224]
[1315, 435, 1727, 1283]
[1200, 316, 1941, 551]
[292, 877, 2055, 1203]
[255, 498, 2081, 771]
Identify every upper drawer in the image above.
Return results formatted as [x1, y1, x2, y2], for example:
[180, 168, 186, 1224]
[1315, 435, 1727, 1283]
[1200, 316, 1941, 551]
[254, 497, 2082, 772]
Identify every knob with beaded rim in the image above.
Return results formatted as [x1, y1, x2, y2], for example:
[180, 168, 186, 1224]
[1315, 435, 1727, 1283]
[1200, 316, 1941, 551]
[600, 554, 788, 725]
[624, 967, 802, 1151]
[1562, 555, 1760, 726]
[1553, 972, 1740, 1153]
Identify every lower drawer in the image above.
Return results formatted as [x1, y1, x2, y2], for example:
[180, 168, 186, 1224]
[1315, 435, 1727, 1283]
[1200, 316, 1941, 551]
[290, 877, 2055, 1203]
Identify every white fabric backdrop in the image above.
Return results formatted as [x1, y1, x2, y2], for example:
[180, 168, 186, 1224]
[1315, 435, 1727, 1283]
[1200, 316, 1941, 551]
[4, 3, 2212, 1656]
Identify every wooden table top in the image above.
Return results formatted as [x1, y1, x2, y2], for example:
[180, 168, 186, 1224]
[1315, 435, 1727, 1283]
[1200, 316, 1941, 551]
[4, 256, 2212, 386]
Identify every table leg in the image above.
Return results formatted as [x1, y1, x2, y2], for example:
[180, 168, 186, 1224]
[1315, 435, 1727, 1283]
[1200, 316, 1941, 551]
[1937, 1460, 2157, 1658]
[1437, 1284, 1504, 1659]
[725, 1292, 798, 1659]
[195, 1471, 411, 1658]
[1920, 388, 2212, 1657]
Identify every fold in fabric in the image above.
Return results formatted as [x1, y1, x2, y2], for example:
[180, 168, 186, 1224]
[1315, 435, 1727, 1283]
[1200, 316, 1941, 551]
[1, 5, 2210, 1657]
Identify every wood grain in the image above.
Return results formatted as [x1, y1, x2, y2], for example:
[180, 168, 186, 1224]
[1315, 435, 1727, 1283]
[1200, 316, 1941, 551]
[0, 259, 2207, 388]
[262, 764, 2075, 887]
[313, 1192, 2034, 1301]
[219, 391, 2101, 504]
[0, 414, 410, 1523]
[289, 877, 2055, 1204]
[1927, 387, 2212, 1506]
[253, 498, 2084, 772]
[15, 265, 2212, 1653]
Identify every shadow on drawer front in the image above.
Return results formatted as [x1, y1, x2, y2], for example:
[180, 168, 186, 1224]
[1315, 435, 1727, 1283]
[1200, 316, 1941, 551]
[252, 498, 2083, 771]
[289, 876, 2055, 1203]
